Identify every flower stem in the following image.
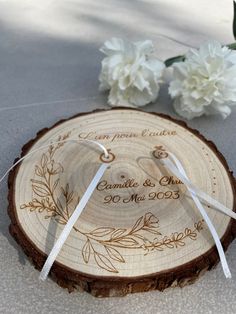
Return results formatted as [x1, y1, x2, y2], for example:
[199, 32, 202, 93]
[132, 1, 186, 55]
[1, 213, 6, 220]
[164, 42, 236, 68]
[227, 42, 236, 50]
[164, 55, 185, 67]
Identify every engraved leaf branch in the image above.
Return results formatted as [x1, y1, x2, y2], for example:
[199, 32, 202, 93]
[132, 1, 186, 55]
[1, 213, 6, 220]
[20, 133, 204, 274]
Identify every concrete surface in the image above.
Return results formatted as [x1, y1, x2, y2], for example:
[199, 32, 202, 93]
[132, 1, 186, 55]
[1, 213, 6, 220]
[0, 1, 235, 313]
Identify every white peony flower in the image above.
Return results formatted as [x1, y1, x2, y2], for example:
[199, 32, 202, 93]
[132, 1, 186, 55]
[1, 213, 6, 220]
[169, 40, 236, 119]
[99, 38, 165, 107]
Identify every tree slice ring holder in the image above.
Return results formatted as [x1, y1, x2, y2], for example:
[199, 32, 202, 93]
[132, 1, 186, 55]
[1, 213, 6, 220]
[8, 108, 236, 297]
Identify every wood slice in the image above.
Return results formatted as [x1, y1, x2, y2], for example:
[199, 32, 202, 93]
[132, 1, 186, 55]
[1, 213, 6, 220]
[8, 108, 236, 297]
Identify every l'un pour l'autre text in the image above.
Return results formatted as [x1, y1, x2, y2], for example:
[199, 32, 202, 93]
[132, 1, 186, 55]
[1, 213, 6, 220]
[78, 129, 177, 143]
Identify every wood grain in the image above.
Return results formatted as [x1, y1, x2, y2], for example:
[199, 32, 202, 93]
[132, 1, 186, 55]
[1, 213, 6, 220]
[8, 108, 236, 297]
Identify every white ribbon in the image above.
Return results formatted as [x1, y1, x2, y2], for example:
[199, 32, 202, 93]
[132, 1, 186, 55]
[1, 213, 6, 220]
[1, 139, 235, 280]
[0, 138, 110, 280]
[161, 154, 236, 220]
[159, 152, 235, 278]
[39, 162, 109, 280]
[0, 138, 108, 184]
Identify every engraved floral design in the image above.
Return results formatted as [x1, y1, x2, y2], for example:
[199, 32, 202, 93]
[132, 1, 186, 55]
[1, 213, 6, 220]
[20, 133, 205, 274]
[80, 212, 162, 273]
[142, 220, 204, 255]
[20, 132, 78, 226]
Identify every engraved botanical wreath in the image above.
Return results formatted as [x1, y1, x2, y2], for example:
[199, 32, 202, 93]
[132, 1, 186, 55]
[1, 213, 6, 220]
[20, 132, 204, 273]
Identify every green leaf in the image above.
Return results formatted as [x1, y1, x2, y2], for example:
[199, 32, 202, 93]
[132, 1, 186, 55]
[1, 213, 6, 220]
[164, 55, 185, 67]
[233, 1, 236, 39]
[227, 42, 236, 50]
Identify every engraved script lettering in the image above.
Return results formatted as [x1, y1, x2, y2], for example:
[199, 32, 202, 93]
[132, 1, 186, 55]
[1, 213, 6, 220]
[96, 179, 139, 191]
[159, 176, 183, 186]
[78, 128, 177, 143]
[123, 193, 146, 203]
